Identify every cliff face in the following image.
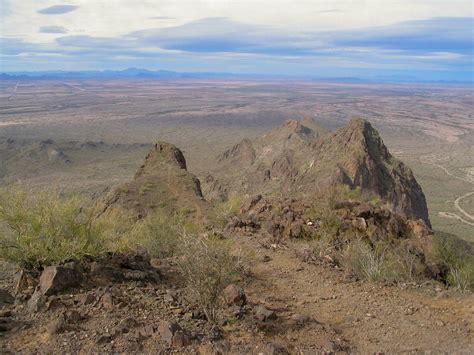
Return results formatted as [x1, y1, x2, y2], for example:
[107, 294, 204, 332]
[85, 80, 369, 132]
[103, 142, 208, 219]
[211, 118, 431, 226]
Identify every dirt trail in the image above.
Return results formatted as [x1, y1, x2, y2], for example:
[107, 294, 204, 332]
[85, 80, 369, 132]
[421, 160, 474, 226]
[455, 191, 474, 221]
[244, 238, 474, 353]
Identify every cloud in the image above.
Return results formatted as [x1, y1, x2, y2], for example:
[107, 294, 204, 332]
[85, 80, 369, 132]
[332, 17, 474, 55]
[39, 26, 67, 34]
[150, 16, 175, 20]
[318, 9, 343, 13]
[1, 16, 472, 81]
[37, 5, 79, 15]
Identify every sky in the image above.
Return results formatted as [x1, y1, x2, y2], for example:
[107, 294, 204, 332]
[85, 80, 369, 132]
[0, 0, 473, 81]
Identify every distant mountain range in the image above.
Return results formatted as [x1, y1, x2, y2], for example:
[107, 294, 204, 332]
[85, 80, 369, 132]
[0, 68, 471, 85]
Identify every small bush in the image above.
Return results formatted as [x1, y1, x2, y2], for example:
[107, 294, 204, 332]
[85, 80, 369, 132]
[126, 210, 182, 258]
[214, 193, 243, 226]
[177, 233, 241, 323]
[0, 185, 112, 269]
[342, 239, 390, 282]
[447, 261, 474, 291]
[434, 234, 474, 291]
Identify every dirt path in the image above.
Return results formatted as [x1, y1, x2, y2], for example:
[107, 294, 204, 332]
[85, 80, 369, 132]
[244, 239, 474, 353]
[420, 159, 474, 226]
[455, 191, 474, 221]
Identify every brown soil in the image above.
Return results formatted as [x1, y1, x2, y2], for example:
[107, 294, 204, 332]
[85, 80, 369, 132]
[1, 235, 472, 354]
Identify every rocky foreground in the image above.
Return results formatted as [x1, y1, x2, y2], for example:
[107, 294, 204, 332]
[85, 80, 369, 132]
[0, 234, 473, 353]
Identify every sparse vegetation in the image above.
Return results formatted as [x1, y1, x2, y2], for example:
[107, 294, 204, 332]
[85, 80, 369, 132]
[214, 193, 243, 226]
[0, 185, 113, 269]
[177, 233, 242, 323]
[434, 234, 474, 291]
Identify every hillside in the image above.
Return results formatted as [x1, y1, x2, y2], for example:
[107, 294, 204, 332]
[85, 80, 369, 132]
[208, 118, 430, 225]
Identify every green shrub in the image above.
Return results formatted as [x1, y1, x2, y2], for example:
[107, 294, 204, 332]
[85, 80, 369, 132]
[126, 210, 181, 258]
[213, 193, 243, 226]
[434, 234, 474, 291]
[0, 185, 112, 269]
[342, 239, 390, 282]
[177, 233, 242, 323]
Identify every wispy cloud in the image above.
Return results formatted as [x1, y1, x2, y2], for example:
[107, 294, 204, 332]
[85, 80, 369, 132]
[1, 15, 472, 80]
[39, 26, 67, 34]
[37, 5, 79, 15]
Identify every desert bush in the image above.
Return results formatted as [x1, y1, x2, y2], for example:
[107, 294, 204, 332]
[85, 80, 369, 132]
[214, 193, 243, 226]
[434, 235, 474, 291]
[342, 239, 390, 282]
[125, 210, 182, 258]
[446, 260, 474, 291]
[177, 233, 242, 323]
[328, 185, 382, 209]
[0, 185, 115, 269]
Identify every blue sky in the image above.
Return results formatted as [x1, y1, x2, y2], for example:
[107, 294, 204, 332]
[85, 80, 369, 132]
[0, 0, 472, 81]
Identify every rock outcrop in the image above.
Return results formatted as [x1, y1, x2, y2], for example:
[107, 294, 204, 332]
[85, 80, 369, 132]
[211, 118, 430, 226]
[102, 142, 209, 219]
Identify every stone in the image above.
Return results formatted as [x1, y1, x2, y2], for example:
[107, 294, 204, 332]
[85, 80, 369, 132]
[81, 293, 96, 306]
[0, 310, 12, 318]
[157, 321, 181, 344]
[27, 290, 48, 313]
[115, 317, 138, 334]
[46, 315, 66, 336]
[39, 265, 79, 296]
[0, 289, 14, 309]
[13, 270, 29, 295]
[164, 290, 178, 304]
[171, 330, 192, 347]
[254, 305, 277, 322]
[223, 284, 246, 306]
[66, 310, 82, 323]
[291, 313, 310, 324]
[96, 334, 112, 344]
[351, 217, 367, 230]
[101, 293, 114, 310]
[136, 325, 155, 338]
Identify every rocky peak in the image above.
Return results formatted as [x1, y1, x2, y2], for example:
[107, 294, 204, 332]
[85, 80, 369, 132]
[209, 118, 431, 226]
[102, 141, 208, 220]
[331, 118, 390, 160]
[135, 142, 187, 179]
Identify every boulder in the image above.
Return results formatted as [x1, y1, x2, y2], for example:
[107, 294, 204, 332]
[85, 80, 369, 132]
[39, 265, 80, 296]
[254, 305, 277, 322]
[157, 320, 181, 344]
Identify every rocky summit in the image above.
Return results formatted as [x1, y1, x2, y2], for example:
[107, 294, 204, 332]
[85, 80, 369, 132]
[207, 118, 430, 226]
[102, 142, 209, 219]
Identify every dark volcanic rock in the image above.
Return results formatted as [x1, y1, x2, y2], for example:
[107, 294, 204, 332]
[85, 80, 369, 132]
[39, 265, 80, 296]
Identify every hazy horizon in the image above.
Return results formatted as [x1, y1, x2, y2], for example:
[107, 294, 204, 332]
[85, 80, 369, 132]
[0, 1, 472, 82]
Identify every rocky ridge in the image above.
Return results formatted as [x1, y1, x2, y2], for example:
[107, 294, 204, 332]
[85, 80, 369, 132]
[208, 118, 430, 226]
